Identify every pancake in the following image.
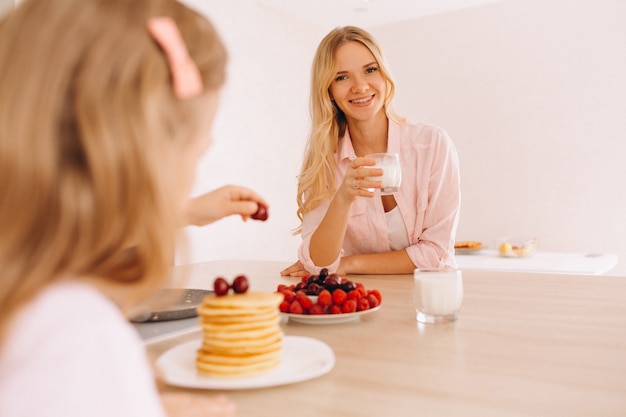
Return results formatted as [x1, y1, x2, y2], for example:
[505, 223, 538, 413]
[196, 291, 284, 377]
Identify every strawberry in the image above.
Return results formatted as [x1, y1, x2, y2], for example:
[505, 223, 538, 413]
[342, 299, 357, 313]
[277, 284, 288, 292]
[317, 289, 332, 307]
[331, 289, 347, 306]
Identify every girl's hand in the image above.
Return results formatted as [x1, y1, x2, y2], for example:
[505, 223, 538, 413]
[340, 157, 383, 200]
[185, 185, 269, 226]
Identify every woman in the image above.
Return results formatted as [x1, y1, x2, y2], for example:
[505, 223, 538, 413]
[281, 26, 460, 277]
[0, 0, 257, 415]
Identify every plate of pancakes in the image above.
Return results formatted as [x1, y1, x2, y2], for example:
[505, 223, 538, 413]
[454, 241, 483, 254]
[156, 291, 335, 389]
[156, 335, 335, 389]
[281, 304, 382, 324]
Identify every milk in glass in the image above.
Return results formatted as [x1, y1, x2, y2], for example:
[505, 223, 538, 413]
[413, 269, 463, 323]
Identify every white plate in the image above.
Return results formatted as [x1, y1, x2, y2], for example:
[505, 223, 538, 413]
[455, 247, 483, 255]
[156, 336, 334, 390]
[281, 304, 381, 324]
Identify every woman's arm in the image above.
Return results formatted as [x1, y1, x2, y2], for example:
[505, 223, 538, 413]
[307, 158, 381, 266]
[403, 131, 461, 270]
[338, 250, 415, 275]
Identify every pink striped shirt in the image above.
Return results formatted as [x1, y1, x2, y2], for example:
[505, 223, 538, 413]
[298, 119, 461, 274]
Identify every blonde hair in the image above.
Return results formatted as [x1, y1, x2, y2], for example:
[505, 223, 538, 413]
[295, 26, 403, 230]
[0, 0, 226, 339]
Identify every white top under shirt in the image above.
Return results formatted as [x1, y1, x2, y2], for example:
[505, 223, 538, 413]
[0, 282, 167, 417]
[385, 205, 410, 251]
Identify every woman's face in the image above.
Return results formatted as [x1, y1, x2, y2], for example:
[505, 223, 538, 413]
[328, 41, 386, 124]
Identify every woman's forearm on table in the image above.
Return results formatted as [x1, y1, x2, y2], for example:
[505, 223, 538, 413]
[341, 250, 416, 275]
[309, 195, 352, 266]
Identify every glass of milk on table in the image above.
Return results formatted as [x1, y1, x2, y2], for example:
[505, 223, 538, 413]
[365, 153, 402, 195]
[413, 269, 463, 324]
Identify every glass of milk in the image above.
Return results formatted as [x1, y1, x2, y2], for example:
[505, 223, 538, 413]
[365, 153, 402, 195]
[413, 269, 463, 324]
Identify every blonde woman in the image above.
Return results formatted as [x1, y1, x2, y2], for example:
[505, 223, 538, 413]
[0, 0, 266, 415]
[281, 26, 460, 277]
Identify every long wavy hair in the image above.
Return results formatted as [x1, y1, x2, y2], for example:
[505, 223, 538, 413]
[295, 26, 404, 231]
[0, 0, 226, 339]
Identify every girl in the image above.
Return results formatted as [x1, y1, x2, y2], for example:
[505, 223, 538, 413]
[0, 0, 262, 415]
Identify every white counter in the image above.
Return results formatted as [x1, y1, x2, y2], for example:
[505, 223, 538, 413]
[455, 249, 618, 275]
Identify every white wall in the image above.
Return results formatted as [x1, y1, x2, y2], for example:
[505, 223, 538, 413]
[374, 0, 626, 274]
[180, 0, 625, 275]
[177, 0, 317, 266]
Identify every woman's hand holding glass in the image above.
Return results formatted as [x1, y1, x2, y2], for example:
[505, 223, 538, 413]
[343, 157, 383, 198]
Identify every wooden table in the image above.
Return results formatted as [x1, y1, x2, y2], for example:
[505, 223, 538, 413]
[147, 260, 626, 417]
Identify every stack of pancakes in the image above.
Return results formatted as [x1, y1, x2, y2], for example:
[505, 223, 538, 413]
[196, 291, 284, 377]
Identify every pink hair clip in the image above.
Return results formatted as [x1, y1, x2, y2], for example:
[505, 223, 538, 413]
[146, 17, 203, 99]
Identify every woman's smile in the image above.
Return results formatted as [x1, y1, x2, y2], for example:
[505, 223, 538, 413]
[349, 94, 375, 105]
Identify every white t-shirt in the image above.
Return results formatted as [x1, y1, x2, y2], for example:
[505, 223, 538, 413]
[385, 205, 410, 251]
[0, 282, 167, 417]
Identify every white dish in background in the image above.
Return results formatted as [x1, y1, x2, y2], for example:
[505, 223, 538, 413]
[156, 336, 334, 390]
[454, 247, 483, 255]
[281, 304, 381, 324]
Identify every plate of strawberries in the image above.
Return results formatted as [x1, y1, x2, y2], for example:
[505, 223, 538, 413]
[276, 269, 382, 324]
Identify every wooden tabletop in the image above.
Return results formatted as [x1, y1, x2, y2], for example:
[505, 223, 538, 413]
[148, 260, 626, 417]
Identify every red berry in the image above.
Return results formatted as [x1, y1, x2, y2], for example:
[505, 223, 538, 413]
[368, 289, 382, 304]
[346, 289, 362, 301]
[299, 296, 314, 310]
[367, 294, 380, 308]
[280, 289, 295, 303]
[309, 304, 325, 315]
[329, 305, 342, 314]
[331, 289, 347, 306]
[277, 284, 288, 292]
[232, 275, 249, 293]
[357, 297, 370, 311]
[317, 290, 332, 307]
[289, 300, 303, 314]
[279, 300, 290, 313]
[342, 299, 357, 313]
[356, 286, 367, 298]
[251, 203, 269, 221]
[213, 277, 229, 296]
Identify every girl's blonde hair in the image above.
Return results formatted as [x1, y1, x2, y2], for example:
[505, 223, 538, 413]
[0, 0, 226, 338]
[295, 26, 403, 230]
